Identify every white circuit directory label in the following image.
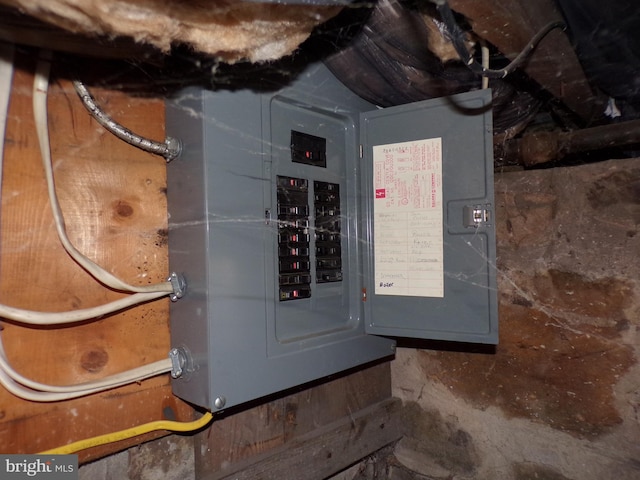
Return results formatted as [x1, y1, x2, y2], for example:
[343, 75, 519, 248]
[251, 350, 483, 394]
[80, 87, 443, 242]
[373, 138, 444, 297]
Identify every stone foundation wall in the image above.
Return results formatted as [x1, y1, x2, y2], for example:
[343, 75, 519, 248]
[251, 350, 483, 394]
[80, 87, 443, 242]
[391, 158, 640, 480]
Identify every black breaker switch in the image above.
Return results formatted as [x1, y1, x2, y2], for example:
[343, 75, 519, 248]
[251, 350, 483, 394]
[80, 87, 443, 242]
[277, 176, 312, 301]
[291, 131, 327, 168]
[314, 181, 342, 283]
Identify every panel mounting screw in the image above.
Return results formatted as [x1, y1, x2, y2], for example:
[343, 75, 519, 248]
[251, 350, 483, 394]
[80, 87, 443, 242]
[214, 396, 226, 409]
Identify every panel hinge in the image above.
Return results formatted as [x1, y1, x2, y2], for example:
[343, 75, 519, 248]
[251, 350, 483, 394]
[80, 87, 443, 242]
[359, 144, 364, 159]
[463, 204, 492, 228]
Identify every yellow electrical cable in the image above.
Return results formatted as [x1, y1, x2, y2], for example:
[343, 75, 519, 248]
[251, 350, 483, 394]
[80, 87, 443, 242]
[39, 411, 214, 455]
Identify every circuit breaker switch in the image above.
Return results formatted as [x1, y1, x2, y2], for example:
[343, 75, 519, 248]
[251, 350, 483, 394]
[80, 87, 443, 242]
[277, 175, 311, 301]
[314, 181, 342, 284]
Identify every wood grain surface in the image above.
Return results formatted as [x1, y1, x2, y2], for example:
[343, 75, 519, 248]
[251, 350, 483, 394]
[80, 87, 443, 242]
[0, 51, 193, 461]
[196, 362, 394, 479]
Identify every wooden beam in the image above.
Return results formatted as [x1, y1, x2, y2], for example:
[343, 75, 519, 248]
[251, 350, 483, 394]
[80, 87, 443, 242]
[196, 361, 393, 476]
[203, 397, 404, 480]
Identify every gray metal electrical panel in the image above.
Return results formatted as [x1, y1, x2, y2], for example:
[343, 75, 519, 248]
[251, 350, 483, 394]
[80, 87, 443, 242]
[166, 62, 497, 412]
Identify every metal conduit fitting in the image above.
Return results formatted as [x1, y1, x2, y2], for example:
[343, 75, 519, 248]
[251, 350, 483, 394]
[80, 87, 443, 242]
[73, 80, 182, 161]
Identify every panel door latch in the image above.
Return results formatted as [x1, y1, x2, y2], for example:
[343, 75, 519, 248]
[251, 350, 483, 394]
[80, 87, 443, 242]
[463, 204, 492, 228]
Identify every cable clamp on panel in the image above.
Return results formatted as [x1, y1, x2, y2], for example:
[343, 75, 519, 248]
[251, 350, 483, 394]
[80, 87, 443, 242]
[169, 348, 186, 378]
[168, 346, 195, 380]
[168, 272, 186, 302]
[164, 136, 182, 162]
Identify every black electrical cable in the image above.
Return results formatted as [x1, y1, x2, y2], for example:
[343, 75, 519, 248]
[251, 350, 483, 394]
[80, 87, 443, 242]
[435, 0, 566, 79]
[73, 80, 181, 161]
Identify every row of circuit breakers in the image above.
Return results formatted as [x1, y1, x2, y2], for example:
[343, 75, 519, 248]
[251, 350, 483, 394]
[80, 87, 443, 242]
[166, 61, 498, 411]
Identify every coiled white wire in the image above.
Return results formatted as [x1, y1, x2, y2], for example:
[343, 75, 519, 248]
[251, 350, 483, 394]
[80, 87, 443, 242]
[0, 48, 174, 401]
[33, 52, 174, 295]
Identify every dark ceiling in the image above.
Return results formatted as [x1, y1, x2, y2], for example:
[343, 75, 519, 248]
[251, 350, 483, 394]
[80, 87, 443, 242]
[1, 0, 639, 166]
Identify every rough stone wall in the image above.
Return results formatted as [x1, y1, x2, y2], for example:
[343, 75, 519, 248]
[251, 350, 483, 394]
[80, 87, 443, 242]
[391, 158, 640, 480]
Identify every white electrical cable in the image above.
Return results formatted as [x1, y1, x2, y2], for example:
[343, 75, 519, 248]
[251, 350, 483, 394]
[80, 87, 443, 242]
[0, 359, 170, 402]
[0, 42, 13, 208]
[0, 290, 168, 325]
[0, 305, 173, 401]
[0, 353, 171, 395]
[32, 52, 174, 295]
[0, 52, 175, 325]
[481, 43, 490, 89]
[0, 333, 171, 396]
[0, 367, 90, 402]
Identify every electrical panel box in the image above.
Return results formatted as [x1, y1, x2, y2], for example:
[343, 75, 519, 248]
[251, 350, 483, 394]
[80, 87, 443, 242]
[166, 62, 497, 412]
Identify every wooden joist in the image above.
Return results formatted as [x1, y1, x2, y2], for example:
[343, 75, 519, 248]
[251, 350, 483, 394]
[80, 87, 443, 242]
[207, 398, 404, 480]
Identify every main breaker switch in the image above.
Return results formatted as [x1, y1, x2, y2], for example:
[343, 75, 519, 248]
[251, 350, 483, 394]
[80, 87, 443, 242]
[291, 131, 327, 168]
